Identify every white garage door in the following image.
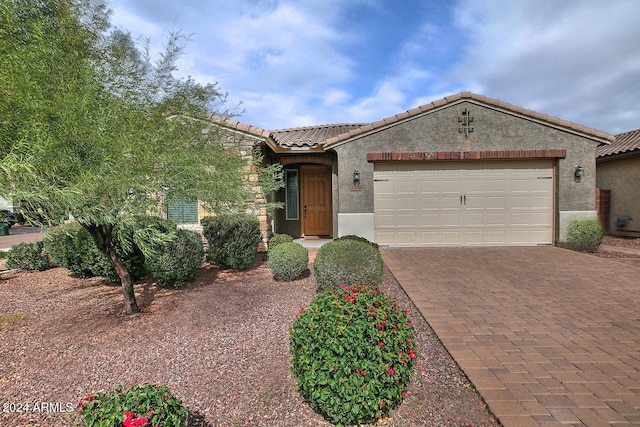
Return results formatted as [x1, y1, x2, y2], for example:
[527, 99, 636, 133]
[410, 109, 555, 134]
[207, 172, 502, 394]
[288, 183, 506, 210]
[374, 160, 554, 246]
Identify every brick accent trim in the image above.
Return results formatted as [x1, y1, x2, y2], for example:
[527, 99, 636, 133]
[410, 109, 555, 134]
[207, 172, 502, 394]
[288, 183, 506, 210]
[367, 149, 566, 162]
[277, 155, 333, 166]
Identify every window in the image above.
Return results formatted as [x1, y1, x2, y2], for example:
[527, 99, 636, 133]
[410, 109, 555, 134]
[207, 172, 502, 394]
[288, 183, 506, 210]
[285, 170, 299, 220]
[166, 198, 199, 224]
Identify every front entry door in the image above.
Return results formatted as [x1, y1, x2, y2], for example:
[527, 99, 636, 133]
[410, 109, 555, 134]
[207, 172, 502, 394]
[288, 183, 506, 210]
[301, 165, 332, 236]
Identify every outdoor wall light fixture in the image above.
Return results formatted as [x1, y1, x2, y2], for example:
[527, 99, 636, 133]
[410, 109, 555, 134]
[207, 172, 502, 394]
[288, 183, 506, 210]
[574, 165, 584, 178]
[353, 169, 360, 186]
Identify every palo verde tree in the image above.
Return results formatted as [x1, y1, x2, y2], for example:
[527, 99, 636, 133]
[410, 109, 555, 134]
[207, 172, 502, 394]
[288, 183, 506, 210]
[0, 0, 267, 313]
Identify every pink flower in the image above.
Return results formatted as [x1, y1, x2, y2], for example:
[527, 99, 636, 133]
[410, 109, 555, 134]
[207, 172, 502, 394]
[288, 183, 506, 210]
[379, 341, 384, 347]
[402, 391, 407, 397]
[403, 309, 409, 314]
[387, 368, 395, 375]
[340, 284, 350, 291]
[409, 352, 417, 359]
[333, 366, 338, 371]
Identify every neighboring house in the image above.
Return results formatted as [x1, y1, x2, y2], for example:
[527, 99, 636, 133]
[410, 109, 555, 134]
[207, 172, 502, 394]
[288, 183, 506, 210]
[218, 91, 614, 247]
[596, 128, 640, 237]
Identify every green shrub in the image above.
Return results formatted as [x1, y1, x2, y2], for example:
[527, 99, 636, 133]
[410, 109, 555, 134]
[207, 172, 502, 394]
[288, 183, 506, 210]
[269, 242, 308, 281]
[6, 241, 49, 271]
[566, 218, 604, 252]
[146, 229, 204, 288]
[202, 214, 261, 270]
[313, 239, 384, 292]
[334, 234, 379, 249]
[43, 217, 172, 283]
[78, 383, 189, 427]
[268, 233, 294, 251]
[44, 222, 111, 278]
[290, 285, 418, 425]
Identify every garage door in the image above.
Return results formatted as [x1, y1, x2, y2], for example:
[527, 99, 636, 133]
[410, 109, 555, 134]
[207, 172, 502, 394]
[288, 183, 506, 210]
[374, 160, 554, 246]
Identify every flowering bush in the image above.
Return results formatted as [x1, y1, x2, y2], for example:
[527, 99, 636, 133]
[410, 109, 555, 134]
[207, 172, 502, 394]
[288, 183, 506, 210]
[78, 383, 188, 427]
[290, 285, 418, 425]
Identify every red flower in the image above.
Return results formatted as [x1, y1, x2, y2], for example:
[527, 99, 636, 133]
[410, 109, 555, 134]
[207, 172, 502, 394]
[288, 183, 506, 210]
[387, 368, 395, 375]
[402, 391, 407, 397]
[379, 401, 386, 407]
[163, 395, 169, 401]
[403, 309, 409, 314]
[370, 308, 377, 313]
[409, 351, 417, 359]
[123, 412, 149, 427]
[340, 284, 350, 291]
[333, 365, 338, 371]
[379, 341, 384, 347]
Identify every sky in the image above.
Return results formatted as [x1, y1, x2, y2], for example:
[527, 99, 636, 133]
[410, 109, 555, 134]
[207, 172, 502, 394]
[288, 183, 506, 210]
[109, 0, 640, 135]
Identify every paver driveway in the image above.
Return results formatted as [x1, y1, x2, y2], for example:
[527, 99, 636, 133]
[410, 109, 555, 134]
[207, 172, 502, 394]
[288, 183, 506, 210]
[382, 247, 640, 427]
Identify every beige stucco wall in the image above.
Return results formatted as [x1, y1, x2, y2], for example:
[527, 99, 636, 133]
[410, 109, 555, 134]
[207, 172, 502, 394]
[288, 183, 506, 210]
[596, 154, 640, 237]
[331, 101, 602, 244]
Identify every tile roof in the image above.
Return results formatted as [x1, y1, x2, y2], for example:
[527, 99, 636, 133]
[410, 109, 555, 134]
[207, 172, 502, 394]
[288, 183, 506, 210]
[323, 91, 615, 148]
[270, 124, 366, 149]
[208, 115, 271, 139]
[597, 128, 640, 158]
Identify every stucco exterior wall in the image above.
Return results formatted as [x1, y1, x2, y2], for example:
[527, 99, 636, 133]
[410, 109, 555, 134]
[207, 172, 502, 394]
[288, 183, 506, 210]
[597, 154, 640, 237]
[331, 101, 601, 243]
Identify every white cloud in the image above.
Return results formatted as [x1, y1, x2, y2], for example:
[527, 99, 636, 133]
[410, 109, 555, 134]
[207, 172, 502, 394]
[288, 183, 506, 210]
[450, 0, 640, 133]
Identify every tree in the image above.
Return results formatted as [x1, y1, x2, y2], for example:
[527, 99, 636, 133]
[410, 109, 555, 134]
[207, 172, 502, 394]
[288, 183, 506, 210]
[0, 0, 257, 313]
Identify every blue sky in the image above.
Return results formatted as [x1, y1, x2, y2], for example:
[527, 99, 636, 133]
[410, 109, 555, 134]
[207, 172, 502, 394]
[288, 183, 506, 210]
[109, 0, 640, 135]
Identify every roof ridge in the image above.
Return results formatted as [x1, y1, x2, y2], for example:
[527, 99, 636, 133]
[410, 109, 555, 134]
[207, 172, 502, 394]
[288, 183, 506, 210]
[271, 123, 367, 133]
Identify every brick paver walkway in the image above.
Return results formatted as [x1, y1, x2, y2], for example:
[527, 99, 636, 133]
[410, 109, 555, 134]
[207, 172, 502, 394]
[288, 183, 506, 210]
[382, 247, 640, 427]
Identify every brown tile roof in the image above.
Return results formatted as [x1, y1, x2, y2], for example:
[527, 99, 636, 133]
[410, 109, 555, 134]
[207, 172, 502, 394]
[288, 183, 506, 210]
[270, 123, 366, 149]
[323, 91, 615, 148]
[208, 115, 271, 139]
[597, 128, 640, 158]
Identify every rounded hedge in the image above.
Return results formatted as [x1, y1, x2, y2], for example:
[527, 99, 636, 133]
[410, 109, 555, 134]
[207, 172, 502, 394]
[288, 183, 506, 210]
[313, 238, 384, 292]
[566, 218, 604, 253]
[268, 233, 294, 251]
[145, 229, 204, 288]
[202, 214, 261, 270]
[290, 285, 418, 425]
[6, 241, 49, 271]
[268, 242, 308, 281]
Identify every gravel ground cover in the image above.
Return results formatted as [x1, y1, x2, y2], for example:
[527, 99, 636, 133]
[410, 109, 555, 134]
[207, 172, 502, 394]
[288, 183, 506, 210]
[1, 258, 498, 427]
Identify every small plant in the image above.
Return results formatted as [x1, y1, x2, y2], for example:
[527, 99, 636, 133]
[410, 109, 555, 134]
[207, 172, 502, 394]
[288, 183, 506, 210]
[202, 214, 261, 270]
[78, 383, 188, 427]
[290, 285, 418, 425]
[313, 238, 384, 292]
[6, 241, 50, 271]
[566, 218, 604, 252]
[145, 229, 204, 288]
[268, 242, 308, 281]
[268, 233, 294, 251]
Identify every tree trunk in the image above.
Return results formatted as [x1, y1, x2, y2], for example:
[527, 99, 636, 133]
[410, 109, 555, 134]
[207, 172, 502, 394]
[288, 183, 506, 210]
[83, 223, 140, 314]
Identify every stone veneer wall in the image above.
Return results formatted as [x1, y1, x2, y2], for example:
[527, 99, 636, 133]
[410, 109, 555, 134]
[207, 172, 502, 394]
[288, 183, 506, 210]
[220, 128, 271, 252]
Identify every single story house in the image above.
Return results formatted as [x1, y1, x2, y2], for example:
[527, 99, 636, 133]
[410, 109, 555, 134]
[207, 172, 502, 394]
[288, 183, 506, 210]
[195, 91, 616, 248]
[596, 128, 640, 237]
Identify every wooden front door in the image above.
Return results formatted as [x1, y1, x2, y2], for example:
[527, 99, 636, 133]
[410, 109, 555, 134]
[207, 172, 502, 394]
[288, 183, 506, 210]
[301, 165, 332, 236]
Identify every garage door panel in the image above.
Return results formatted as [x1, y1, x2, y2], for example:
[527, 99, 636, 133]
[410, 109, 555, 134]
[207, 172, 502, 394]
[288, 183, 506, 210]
[374, 160, 554, 246]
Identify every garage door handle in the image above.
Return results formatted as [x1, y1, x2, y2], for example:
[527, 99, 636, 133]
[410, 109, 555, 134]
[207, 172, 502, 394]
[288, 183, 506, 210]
[304, 205, 307, 219]
[464, 195, 467, 205]
[460, 195, 467, 205]
[460, 195, 463, 205]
